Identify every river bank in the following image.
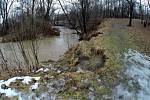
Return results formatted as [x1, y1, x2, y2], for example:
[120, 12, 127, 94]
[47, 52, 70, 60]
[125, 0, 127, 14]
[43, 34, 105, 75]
[0, 26, 60, 43]
[0, 18, 150, 99]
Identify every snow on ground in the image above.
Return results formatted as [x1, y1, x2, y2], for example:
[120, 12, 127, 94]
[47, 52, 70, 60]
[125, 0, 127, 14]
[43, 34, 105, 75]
[36, 68, 50, 73]
[113, 49, 150, 100]
[0, 67, 50, 98]
[0, 76, 40, 97]
[31, 83, 39, 90]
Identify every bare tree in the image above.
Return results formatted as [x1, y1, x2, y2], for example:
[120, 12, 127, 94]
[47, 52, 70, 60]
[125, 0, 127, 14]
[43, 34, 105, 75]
[126, 0, 136, 26]
[45, 0, 53, 21]
[0, 0, 15, 35]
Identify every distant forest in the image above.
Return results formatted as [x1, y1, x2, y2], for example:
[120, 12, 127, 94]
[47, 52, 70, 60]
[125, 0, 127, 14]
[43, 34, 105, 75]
[0, 0, 150, 37]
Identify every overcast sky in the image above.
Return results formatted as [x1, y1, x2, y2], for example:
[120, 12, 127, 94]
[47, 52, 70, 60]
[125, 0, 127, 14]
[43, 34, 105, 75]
[0, 0, 149, 23]
[10, 0, 149, 13]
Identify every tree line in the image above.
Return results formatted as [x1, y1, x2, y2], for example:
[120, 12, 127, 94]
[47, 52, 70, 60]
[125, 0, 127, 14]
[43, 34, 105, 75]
[0, 0, 149, 37]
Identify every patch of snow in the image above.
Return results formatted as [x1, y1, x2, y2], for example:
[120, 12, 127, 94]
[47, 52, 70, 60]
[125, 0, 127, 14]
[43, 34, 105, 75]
[36, 68, 44, 73]
[88, 92, 95, 100]
[36, 68, 50, 73]
[0, 87, 18, 97]
[22, 76, 40, 84]
[113, 49, 150, 100]
[44, 68, 49, 72]
[51, 67, 57, 71]
[5, 77, 23, 86]
[49, 64, 54, 68]
[31, 83, 39, 90]
[0, 76, 40, 98]
[50, 76, 54, 79]
[77, 67, 84, 73]
[57, 70, 61, 74]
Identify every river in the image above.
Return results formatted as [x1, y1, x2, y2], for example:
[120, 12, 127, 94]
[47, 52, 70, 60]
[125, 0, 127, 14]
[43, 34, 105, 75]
[0, 26, 79, 68]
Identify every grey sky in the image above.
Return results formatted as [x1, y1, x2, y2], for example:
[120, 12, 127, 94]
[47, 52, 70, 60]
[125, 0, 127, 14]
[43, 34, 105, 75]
[0, 0, 149, 23]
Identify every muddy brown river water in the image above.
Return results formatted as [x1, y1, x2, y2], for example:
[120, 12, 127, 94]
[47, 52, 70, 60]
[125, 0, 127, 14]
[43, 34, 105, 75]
[0, 26, 79, 68]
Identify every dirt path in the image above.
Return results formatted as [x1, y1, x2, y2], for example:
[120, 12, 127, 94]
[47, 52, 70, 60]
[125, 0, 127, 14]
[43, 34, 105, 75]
[100, 18, 150, 55]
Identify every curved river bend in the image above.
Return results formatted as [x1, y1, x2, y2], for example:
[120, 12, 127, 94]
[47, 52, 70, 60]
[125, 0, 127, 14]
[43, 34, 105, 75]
[0, 26, 79, 68]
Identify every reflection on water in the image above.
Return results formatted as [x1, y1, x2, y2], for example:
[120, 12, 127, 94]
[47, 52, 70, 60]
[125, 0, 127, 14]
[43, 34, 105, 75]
[0, 26, 79, 67]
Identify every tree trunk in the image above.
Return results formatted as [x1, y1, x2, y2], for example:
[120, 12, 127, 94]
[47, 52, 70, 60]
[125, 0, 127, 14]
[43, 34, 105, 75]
[128, 3, 133, 26]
